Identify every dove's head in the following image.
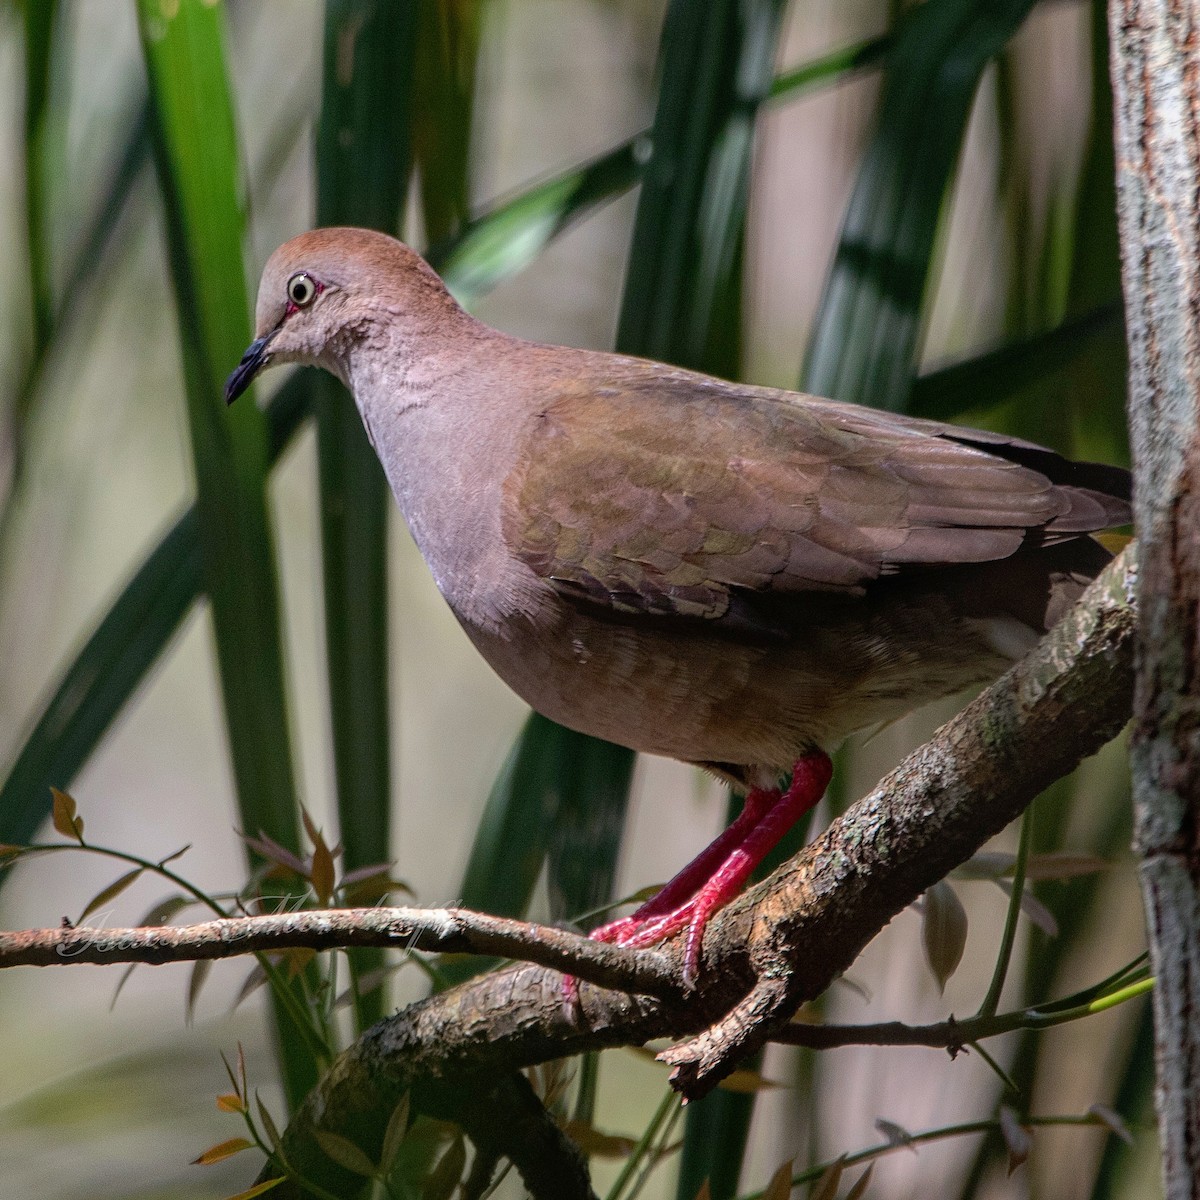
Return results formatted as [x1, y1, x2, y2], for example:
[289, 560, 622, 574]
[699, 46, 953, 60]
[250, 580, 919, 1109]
[225, 227, 457, 403]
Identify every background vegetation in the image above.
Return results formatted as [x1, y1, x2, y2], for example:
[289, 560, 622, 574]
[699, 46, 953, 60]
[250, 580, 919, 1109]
[0, 1, 1150, 1197]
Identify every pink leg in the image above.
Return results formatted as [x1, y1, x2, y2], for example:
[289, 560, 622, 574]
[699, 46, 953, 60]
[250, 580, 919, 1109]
[588, 785, 777, 943]
[565, 751, 832, 1007]
[561, 784, 778, 1013]
[619, 751, 832, 985]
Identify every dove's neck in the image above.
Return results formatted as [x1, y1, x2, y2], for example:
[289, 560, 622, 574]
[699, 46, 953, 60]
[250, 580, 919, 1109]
[341, 312, 541, 629]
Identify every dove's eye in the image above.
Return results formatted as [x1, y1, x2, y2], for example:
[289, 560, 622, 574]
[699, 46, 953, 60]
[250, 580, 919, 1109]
[286, 272, 319, 309]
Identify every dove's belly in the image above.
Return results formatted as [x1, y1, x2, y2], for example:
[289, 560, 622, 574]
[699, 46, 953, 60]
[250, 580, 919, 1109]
[459, 587, 1017, 782]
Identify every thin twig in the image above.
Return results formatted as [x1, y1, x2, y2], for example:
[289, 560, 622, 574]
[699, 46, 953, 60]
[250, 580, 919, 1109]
[0, 905, 675, 997]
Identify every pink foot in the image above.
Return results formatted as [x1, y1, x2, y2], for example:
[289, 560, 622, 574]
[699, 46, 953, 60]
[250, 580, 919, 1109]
[563, 751, 833, 1006]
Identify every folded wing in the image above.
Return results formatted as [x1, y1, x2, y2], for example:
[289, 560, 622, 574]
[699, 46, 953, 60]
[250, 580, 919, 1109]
[502, 370, 1130, 632]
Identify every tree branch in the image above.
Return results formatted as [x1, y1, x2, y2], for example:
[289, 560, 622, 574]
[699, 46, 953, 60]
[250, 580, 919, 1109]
[1110, 4, 1200, 1197]
[0, 904, 674, 997]
[252, 548, 1135, 1200]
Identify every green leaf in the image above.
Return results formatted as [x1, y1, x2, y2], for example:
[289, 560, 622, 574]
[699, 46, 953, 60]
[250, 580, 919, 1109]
[136, 0, 299, 848]
[79, 867, 143, 922]
[136, 0, 310, 1107]
[21, 0, 60, 359]
[769, 34, 889, 99]
[5, 87, 151, 540]
[803, 0, 1039, 409]
[379, 1093, 411, 1172]
[435, 31, 888, 307]
[922, 879, 969, 993]
[192, 1136, 254, 1166]
[436, 139, 643, 305]
[313, 0, 421, 1034]
[50, 786, 84, 844]
[616, 0, 788, 373]
[909, 304, 1123, 422]
[222, 1179, 285, 1200]
[6, 0, 64, 503]
[312, 1128, 378, 1179]
[441, 712, 637, 992]
[459, 714, 580, 917]
[413, 0, 480, 245]
[256, 1094, 285, 1158]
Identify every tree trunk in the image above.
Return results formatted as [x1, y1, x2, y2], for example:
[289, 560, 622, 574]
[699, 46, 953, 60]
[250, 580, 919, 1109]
[1109, 3, 1200, 1196]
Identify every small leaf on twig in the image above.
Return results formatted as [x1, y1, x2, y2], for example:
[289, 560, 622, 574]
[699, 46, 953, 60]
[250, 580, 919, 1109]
[957, 850, 1108, 882]
[922, 880, 968, 992]
[51, 788, 85, 843]
[233, 963, 269, 1011]
[310, 837, 335, 907]
[1088, 1103, 1134, 1145]
[339, 861, 414, 903]
[999, 1106, 1031, 1175]
[110, 964, 138, 1010]
[256, 1094, 284, 1157]
[834, 974, 873, 1003]
[561, 1120, 636, 1158]
[1021, 852, 1108, 881]
[140, 894, 192, 927]
[187, 959, 212, 1023]
[380, 1093, 411, 1172]
[80, 868, 144, 921]
[845, 1162, 874, 1199]
[158, 843, 191, 867]
[241, 831, 307, 877]
[808, 1156, 842, 1200]
[300, 806, 322, 849]
[222, 1180, 284, 1200]
[874, 1119, 914, 1150]
[192, 1136, 254, 1165]
[995, 880, 1059, 937]
[423, 1132, 466, 1200]
[219, 1049, 241, 1099]
[312, 1129, 377, 1178]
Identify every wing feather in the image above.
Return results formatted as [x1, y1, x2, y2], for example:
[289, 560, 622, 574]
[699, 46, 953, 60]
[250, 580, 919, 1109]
[501, 370, 1128, 631]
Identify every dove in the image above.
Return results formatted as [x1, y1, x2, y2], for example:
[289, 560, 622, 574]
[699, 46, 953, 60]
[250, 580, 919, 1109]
[227, 227, 1130, 985]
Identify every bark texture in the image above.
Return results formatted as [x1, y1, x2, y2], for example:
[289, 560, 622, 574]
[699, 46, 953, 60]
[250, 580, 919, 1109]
[1110, 3, 1200, 1196]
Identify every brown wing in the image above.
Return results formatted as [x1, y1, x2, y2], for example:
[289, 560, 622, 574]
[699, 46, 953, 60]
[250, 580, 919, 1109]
[501, 369, 1128, 631]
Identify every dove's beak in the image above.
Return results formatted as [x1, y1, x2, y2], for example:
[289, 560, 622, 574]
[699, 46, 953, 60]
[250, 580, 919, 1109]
[224, 333, 275, 405]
